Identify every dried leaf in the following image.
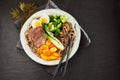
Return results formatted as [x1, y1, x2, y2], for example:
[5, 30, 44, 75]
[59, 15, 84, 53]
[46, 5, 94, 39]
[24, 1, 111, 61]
[19, 2, 25, 11]
[10, 8, 20, 19]
[23, 3, 37, 12]
[10, 2, 38, 27]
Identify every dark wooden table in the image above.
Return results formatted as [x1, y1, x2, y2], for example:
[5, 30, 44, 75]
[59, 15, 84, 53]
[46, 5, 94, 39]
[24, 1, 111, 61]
[0, 0, 120, 80]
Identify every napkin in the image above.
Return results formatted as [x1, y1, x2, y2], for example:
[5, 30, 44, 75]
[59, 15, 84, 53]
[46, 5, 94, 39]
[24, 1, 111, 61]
[15, 0, 91, 76]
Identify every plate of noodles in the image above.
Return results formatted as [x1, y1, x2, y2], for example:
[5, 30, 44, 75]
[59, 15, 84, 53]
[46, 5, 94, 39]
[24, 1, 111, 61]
[20, 9, 81, 66]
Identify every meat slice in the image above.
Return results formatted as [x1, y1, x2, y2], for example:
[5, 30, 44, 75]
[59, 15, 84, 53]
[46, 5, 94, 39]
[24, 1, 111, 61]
[26, 27, 46, 50]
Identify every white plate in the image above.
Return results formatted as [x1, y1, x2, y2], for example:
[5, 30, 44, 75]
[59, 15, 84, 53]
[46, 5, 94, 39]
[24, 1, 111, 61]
[20, 9, 81, 66]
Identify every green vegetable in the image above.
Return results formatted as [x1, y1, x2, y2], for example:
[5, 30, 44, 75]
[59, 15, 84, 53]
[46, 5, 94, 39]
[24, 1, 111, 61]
[42, 15, 68, 39]
[48, 22, 56, 32]
[56, 23, 62, 29]
[53, 15, 60, 19]
[43, 33, 64, 50]
[43, 25, 64, 50]
[42, 23, 48, 29]
[49, 16, 54, 22]
[54, 29, 60, 37]
[60, 15, 68, 23]
[48, 22, 53, 27]
[47, 22, 62, 35]
[49, 25, 55, 31]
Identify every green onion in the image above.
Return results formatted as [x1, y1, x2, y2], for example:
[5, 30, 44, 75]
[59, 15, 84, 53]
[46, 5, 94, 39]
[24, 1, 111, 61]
[43, 33, 64, 50]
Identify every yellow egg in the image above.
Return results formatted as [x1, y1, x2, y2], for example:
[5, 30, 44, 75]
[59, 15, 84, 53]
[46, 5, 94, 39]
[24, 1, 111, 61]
[39, 15, 49, 23]
[31, 19, 41, 28]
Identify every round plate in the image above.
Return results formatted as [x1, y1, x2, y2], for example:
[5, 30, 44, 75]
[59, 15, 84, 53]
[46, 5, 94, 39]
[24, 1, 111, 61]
[20, 9, 81, 66]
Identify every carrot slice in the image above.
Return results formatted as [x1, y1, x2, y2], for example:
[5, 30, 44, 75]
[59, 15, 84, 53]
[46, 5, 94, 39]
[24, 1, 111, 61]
[36, 45, 49, 54]
[48, 43, 55, 49]
[46, 40, 51, 46]
[36, 47, 42, 54]
[40, 54, 49, 60]
[53, 52, 61, 57]
[43, 50, 51, 56]
[41, 45, 49, 50]
[50, 47, 57, 53]
[49, 55, 58, 60]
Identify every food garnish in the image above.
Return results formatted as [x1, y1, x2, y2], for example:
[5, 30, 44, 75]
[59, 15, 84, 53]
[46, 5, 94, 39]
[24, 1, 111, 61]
[43, 33, 64, 51]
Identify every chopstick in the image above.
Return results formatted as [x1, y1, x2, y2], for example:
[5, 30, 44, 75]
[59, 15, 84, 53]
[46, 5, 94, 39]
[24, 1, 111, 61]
[51, 47, 68, 80]
[62, 38, 73, 77]
[51, 24, 76, 80]
[51, 39, 73, 80]
[62, 23, 76, 77]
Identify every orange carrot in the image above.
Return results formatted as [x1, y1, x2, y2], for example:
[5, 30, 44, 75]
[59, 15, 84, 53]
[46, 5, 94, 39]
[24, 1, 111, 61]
[36, 39, 61, 61]
[43, 50, 51, 56]
[48, 43, 55, 49]
[41, 45, 49, 50]
[45, 40, 51, 46]
[50, 47, 57, 53]
[49, 55, 58, 60]
[53, 52, 61, 57]
[40, 54, 49, 60]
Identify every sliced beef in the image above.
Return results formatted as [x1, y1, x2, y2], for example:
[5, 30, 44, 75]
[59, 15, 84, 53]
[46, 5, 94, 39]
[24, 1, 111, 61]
[26, 27, 46, 50]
